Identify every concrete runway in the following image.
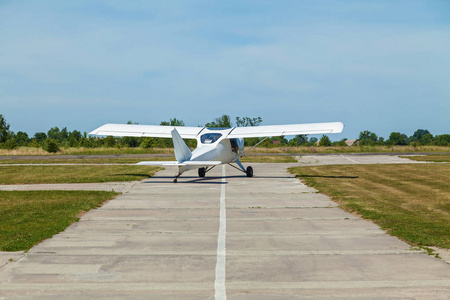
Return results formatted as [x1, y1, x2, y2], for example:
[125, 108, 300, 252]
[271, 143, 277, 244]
[0, 157, 449, 299]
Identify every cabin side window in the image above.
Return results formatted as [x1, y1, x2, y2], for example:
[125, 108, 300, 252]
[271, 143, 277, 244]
[230, 138, 238, 153]
[200, 133, 222, 144]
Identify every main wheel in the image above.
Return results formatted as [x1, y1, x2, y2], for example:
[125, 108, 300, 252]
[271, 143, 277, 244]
[198, 167, 206, 178]
[246, 166, 253, 177]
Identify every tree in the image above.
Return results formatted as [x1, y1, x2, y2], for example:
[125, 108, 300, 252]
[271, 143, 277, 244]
[235, 116, 262, 127]
[205, 114, 232, 128]
[140, 137, 156, 148]
[434, 134, 450, 146]
[0, 114, 11, 143]
[15, 131, 30, 146]
[410, 129, 433, 145]
[359, 130, 378, 146]
[47, 127, 68, 141]
[43, 138, 60, 153]
[2, 138, 18, 150]
[289, 134, 308, 146]
[309, 137, 318, 145]
[412, 129, 430, 141]
[387, 132, 408, 145]
[334, 138, 348, 147]
[104, 136, 116, 147]
[160, 118, 185, 127]
[33, 132, 47, 144]
[319, 135, 332, 146]
[420, 133, 433, 145]
[67, 130, 82, 147]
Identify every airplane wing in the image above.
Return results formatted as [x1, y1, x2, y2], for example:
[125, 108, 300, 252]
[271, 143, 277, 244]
[137, 161, 222, 167]
[89, 124, 204, 139]
[227, 122, 344, 138]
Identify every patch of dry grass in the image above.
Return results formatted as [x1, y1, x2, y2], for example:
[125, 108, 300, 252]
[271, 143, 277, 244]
[289, 164, 450, 248]
[2, 145, 449, 156]
[250, 145, 450, 154]
[0, 155, 297, 164]
[401, 154, 450, 163]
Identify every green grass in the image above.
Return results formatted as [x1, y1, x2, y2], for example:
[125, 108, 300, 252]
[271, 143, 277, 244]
[0, 155, 296, 165]
[0, 157, 173, 164]
[249, 145, 450, 154]
[289, 164, 450, 249]
[0, 147, 175, 156]
[2, 145, 449, 156]
[401, 154, 450, 163]
[0, 190, 119, 251]
[0, 165, 162, 184]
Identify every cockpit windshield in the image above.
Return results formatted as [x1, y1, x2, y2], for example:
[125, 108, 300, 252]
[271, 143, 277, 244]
[200, 133, 222, 144]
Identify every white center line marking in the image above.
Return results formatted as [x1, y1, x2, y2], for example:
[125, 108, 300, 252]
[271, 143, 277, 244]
[340, 155, 360, 164]
[215, 165, 227, 300]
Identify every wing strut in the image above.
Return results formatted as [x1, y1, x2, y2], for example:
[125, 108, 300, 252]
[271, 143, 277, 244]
[240, 137, 269, 156]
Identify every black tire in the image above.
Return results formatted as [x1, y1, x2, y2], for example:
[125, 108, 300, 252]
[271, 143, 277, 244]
[198, 167, 206, 178]
[246, 166, 253, 177]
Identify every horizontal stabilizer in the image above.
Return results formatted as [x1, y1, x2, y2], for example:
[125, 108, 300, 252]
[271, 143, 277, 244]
[137, 161, 222, 167]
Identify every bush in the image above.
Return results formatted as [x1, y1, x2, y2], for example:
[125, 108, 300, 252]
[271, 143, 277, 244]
[140, 138, 155, 149]
[1, 138, 18, 150]
[319, 135, 332, 147]
[43, 138, 60, 153]
[103, 136, 116, 148]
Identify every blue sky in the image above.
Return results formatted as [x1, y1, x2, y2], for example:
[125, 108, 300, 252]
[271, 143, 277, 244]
[1, 0, 449, 140]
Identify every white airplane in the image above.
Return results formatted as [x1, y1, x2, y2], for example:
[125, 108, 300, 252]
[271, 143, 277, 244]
[90, 122, 344, 182]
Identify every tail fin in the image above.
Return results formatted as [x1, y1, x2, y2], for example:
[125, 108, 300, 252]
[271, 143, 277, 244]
[171, 128, 192, 163]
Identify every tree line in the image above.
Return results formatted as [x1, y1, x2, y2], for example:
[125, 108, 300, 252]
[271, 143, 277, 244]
[0, 114, 449, 152]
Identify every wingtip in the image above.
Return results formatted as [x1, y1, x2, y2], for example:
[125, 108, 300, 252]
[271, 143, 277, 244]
[335, 122, 345, 133]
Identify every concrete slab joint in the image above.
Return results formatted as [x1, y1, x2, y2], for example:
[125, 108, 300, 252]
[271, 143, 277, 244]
[0, 157, 448, 299]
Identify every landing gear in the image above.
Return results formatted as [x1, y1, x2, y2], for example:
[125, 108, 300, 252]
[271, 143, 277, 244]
[246, 166, 253, 177]
[229, 159, 254, 178]
[173, 169, 181, 183]
[198, 167, 206, 178]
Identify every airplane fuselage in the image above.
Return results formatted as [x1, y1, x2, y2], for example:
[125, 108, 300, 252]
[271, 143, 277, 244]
[179, 128, 244, 174]
[191, 128, 244, 163]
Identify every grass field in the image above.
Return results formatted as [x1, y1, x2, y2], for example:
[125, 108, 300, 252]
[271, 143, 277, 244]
[248, 145, 450, 154]
[0, 155, 297, 165]
[0, 165, 162, 184]
[289, 164, 450, 249]
[0, 190, 119, 251]
[1, 145, 449, 156]
[401, 154, 450, 163]
[0, 147, 174, 156]
[0, 157, 173, 164]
